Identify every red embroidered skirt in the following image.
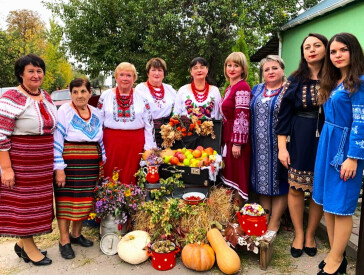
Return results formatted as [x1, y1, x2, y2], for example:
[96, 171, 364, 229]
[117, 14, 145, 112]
[0, 135, 54, 237]
[221, 121, 251, 200]
[103, 128, 144, 185]
[54, 142, 101, 221]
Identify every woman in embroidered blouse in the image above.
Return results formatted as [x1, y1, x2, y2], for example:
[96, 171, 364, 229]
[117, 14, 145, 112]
[219, 52, 251, 207]
[54, 78, 106, 260]
[276, 33, 328, 258]
[174, 57, 221, 120]
[313, 33, 364, 275]
[134, 58, 177, 147]
[250, 55, 288, 232]
[97, 62, 156, 184]
[0, 54, 57, 265]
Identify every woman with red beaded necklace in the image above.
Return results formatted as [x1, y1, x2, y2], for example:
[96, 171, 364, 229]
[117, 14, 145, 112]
[0, 54, 57, 266]
[97, 62, 156, 183]
[174, 57, 221, 120]
[219, 52, 251, 207]
[135, 58, 177, 147]
[53, 78, 106, 260]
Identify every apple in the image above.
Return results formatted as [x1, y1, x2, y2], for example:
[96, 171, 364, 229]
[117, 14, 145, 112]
[201, 152, 208, 158]
[204, 147, 214, 155]
[191, 159, 199, 167]
[163, 156, 171, 164]
[183, 159, 190, 166]
[196, 146, 204, 151]
[202, 157, 210, 166]
[177, 153, 186, 162]
[213, 150, 218, 155]
[187, 154, 194, 160]
[170, 156, 179, 165]
[181, 148, 187, 153]
[192, 149, 202, 158]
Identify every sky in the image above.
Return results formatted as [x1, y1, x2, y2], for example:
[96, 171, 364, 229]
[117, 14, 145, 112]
[0, 0, 54, 29]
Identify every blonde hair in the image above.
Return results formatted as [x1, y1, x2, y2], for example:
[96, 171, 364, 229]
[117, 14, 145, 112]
[224, 52, 248, 81]
[114, 62, 138, 81]
[259, 55, 285, 70]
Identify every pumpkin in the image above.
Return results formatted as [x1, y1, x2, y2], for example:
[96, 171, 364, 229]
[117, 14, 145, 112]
[181, 243, 215, 271]
[207, 228, 241, 274]
[117, 230, 150, 264]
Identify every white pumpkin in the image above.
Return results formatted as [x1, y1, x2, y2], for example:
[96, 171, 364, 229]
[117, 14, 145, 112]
[117, 230, 150, 264]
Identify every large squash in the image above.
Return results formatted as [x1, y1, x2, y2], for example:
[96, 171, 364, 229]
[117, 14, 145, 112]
[181, 243, 215, 271]
[117, 230, 150, 264]
[207, 228, 241, 274]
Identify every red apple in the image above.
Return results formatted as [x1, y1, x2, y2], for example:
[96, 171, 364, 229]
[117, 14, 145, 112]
[196, 146, 204, 151]
[170, 156, 179, 165]
[204, 147, 214, 155]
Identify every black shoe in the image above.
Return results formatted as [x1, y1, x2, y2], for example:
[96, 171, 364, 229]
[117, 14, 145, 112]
[70, 233, 93, 247]
[20, 248, 52, 266]
[291, 246, 303, 258]
[59, 243, 75, 259]
[317, 257, 347, 275]
[304, 245, 317, 256]
[318, 251, 346, 270]
[14, 243, 47, 257]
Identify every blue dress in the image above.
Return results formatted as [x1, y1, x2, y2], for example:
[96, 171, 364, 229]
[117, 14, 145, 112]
[250, 83, 288, 196]
[313, 76, 364, 215]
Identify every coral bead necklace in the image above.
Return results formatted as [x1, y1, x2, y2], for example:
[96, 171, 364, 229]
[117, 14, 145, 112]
[72, 101, 91, 120]
[191, 81, 209, 103]
[21, 83, 49, 120]
[21, 83, 41, 96]
[147, 80, 164, 100]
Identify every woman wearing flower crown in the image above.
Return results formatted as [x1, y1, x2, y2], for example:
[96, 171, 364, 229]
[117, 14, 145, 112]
[219, 52, 251, 207]
[134, 58, 177, 147]
[53, 78, 106, 259]
[97, 62, 156, 184]
[173, 57, 221, 120]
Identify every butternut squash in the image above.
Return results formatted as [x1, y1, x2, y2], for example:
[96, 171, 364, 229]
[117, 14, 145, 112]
[207, 228, 241, 274]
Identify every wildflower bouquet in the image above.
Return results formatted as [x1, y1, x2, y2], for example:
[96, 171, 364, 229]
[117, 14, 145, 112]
[93, 168, 145, 225]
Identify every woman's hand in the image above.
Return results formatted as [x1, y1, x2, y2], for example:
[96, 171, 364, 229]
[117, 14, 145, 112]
[340, 158, 357, 181]
[1, 167, 15, 188]
[55, 169, 66, 187]
[232, 144, 241, 159]
[278, 148, 291, 169]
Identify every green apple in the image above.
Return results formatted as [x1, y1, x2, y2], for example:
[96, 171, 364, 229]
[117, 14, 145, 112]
[183, 159, 190, 166]
[201, 152, 208, 158]
[187, 154, 194, 160]
[181, 148, 187, 153]
[163, 156, 171, 164]
[213, 150, 218, 155]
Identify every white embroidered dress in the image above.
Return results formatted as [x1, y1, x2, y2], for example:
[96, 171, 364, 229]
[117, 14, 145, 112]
[53, 103, 106, 170]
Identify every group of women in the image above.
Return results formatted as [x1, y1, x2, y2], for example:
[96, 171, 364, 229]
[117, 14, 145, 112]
[0, 32, 363, 275]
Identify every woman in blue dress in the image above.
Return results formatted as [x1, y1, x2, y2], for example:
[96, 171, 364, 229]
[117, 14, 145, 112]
[276, 33, 328, 258]
[314, 33, 364, 275]
[250, 55, 288, 232]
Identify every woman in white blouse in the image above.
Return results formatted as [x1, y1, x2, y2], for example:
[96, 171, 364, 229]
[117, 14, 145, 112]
[174, 57, 221, 120]
[97, 62, 156, 184]
[134, 58, 177, 147]
[54, 78, 106, 259]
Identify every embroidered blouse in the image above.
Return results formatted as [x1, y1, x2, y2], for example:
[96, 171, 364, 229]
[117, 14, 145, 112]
[173, 84, 221, 119]
[134, 82, 177, 119]
[53, 103, 106, 170]
[0, 89, 57, 151]
[97, 89, 156, 150]
[219, 80, 251, 144]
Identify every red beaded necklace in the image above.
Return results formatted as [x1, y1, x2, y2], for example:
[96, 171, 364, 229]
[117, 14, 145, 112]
[116, 86, 133, 110]
[21, 83, 41, 96]
[263, 83, 283, 98]
[191, 81, 209, 103]
[147, 80, 164, 100]
[72, 101, 91, 120]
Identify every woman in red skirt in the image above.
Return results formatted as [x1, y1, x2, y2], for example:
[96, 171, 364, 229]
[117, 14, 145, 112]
[0, 54, 57, 265]
[219, 52, 252, 207]
[97, 62, 156, 184]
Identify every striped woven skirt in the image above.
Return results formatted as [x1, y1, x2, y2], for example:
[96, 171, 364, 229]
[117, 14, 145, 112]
[54, 141, 101, 221]
[0, 135, 54, 238]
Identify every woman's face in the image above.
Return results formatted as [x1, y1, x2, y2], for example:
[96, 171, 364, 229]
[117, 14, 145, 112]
[21, 64, 44, 91]
[303, 36, 326, 65]
[263, 61, 284, 87]
[330, 40, 351, 72]
[147, 66, 164, 86]
[226, 61, 243, 82]
[71, 84, 91, 109]
[116, 70, 135, 92]
[190, 62, 208, 82]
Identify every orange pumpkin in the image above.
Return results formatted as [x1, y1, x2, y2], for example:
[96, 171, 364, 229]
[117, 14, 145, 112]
[181, 243, 215, 271]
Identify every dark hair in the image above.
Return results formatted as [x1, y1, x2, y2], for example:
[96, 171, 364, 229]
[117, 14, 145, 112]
[291, 33, 328, 82]
[189, 57, 216, 85]
[146, 58, 167, 75]
[69, 78, 91, 93]
[14, 54, 46, 83]
[319, 32, 364, 103]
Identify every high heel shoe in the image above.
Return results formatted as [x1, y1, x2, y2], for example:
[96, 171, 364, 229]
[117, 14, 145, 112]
[20, 248, 52, 266]
[318, 251, 346, 270]
[317, 257, 347, 275]
[14, 243, 47, 257]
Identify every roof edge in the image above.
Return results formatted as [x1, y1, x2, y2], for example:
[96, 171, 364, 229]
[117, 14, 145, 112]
[281, 0, 355, 31]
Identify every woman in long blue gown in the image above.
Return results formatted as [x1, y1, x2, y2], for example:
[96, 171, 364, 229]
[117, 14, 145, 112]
[314, 33, 364, 275]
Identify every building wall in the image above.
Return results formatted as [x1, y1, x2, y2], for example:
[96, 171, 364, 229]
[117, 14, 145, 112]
[281, 1, 364, 76]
